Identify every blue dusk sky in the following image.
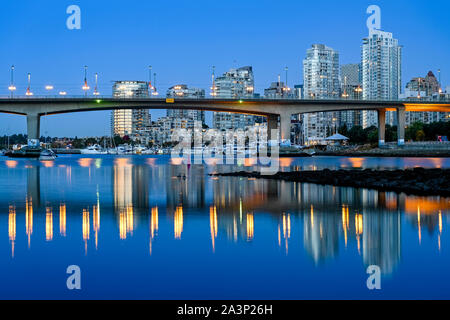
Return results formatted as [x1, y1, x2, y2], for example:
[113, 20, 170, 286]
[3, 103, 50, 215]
[0, 0, 449, 137]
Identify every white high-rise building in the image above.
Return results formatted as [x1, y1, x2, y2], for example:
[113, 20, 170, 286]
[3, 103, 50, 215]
[166, 84, 205, 128]
[340, 63, 363, 129]
[302, 44, 340, 144]
[111, 81, 150, 141]
[212, 66, 258, 130]
[361, 30, 402, 128]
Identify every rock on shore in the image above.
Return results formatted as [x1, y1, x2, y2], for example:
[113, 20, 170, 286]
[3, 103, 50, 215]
[211, 168, 450, 197]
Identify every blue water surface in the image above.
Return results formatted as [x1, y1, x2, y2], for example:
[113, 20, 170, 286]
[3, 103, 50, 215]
[0, 155, 449, 299]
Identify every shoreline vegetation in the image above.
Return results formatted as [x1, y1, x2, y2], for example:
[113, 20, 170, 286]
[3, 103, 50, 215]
[314, 149, 450, 158]
[211, 168, 450, 197]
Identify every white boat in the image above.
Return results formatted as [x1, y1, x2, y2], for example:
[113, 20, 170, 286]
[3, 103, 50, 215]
[80, 144, 107, 154]
[39, 149, 57, 161]
[134, 145, 153, 155]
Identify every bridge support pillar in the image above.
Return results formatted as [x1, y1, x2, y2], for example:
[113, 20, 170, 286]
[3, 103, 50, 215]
[279, 113, 292, 146]
[26, 113, 41, 146]
[397, 107, 406, 146]
[267, 115, 279, 143]
[377, 109, 386, 147]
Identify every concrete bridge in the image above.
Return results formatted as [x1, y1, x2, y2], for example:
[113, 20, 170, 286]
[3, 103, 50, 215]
[0, 97, 449, 146]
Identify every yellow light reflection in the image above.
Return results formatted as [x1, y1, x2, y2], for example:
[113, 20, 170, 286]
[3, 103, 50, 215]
[244, 158, 257, 167]
[355, 213, 363, 254]
[42, 160, 54, 168]
[279, 158, 293, 167]
[8, 206, 16, 258]
[82, 208, 90, 254]
[348, 158, 364, 168]
[78, 158, 93, 168]
[119, 211, 127, 240]
[5, 160, 18, 168]
[174, 206, 183, 239]
[246, 212, 254, 241]
[282, 213, 291, 254]
[210, 206, 218, 252]
[439, 210, 442, 251]
[417, 206, 422, 245]
[149, 206, 159, 255]
[26, 197, 33, 248]
[126, 206, 134, 236]
[45, 207, 53, 241]
[150, 207, 159, 238]
[146, 158, 156, 167]
[342, 205, 349, 247]
[93, 205, 100, 249]
[59, 203, 66, 237]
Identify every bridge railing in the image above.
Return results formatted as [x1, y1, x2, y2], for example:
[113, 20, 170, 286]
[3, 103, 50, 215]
[0, 94, 449, 103]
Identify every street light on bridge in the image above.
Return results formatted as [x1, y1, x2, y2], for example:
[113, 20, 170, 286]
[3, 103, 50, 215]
[93, 73, 100, 96]
[45, 85, 54, 96]
[354, 85, 362, 100]
[82, 65, 90, 96]
[210, 66, 217, 97]
[148, 66, 154, 95]
[151, 72, 159, 96]
[8, 65, 16, 98]
[25, 73, 33, 96]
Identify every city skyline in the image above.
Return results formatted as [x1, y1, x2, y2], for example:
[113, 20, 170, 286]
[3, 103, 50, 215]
[1, 0, 449, 136]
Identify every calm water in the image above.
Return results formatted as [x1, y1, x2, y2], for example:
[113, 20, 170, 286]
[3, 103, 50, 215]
[0, 155, 449, 299]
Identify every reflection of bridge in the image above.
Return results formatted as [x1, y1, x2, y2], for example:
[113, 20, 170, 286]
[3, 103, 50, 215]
[1, 97, 450, 146]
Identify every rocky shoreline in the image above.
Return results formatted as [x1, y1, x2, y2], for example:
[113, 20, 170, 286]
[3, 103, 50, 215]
[211, 168, 450, 197]
[315, 149, 450, 157]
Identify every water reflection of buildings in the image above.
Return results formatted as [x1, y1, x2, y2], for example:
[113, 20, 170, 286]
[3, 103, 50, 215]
[166, 164, 205, 209]
[112, 159, 150, 238]
[303, 205, 340, 264]
[362, 210, 401, 275]
[113, 158, 149, 211]
[5, 159, 448, 275]
[209, 176, 448, 274]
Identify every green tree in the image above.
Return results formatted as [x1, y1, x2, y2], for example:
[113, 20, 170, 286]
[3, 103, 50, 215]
[416, 129, 425, 141]
[405, 122, 424, 141]
[338, 124, 348, 137]
[347, 125, 366, 144]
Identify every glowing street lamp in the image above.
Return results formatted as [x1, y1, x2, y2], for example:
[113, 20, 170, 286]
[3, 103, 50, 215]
[8, 65, 16, 97]
[284, 66, 291, 97]
[342, 76, 349, 99]
[45, 85, 54, 90]
[25, 73, 33, 96]
[93, 73, 100, 96]
[151, 72, 159, 96]
[354, 85, 362, 100]
[148, 65, 154, 94]
[210, 66, 217, 97]
[59, 91, 67, 96]
[82, 65, 90, 96]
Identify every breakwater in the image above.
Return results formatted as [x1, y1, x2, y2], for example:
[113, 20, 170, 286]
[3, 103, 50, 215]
[211, 167, 450, 196]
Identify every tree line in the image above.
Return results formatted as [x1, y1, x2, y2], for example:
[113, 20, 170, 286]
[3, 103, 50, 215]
[338, 121, 449, 145]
